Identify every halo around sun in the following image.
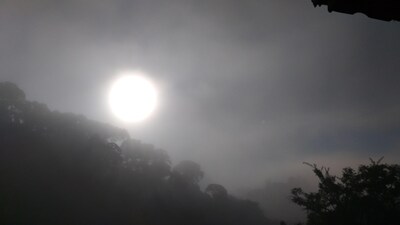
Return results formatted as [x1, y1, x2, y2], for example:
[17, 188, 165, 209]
[109, 72, 158, 123]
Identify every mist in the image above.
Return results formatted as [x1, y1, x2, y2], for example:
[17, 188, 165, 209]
[1, 0, 400, 224]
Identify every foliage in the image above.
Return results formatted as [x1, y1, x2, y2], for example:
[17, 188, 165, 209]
[206, 183, 228, 199]
[173, 160, 204, 185]
[0, 82, 269, 225]
[0, 82, 25, 101]
[291, 159, 400, 225]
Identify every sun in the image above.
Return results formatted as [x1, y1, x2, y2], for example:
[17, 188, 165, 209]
[109, 72, 158, 123]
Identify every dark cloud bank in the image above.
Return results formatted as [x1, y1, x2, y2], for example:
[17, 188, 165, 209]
[1, 0, 400, 222]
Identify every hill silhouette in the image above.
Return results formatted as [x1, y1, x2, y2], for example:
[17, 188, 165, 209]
[0, 82, 269, 225]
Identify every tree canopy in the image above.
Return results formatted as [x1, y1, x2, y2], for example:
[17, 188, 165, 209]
[0, 82, 269, 225]
[291, 159, 400, 225]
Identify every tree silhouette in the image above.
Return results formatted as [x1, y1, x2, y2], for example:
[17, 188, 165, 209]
[0, 82, 25, 101]
[291, 158, 400, 225]
[311, 0, 400, 22]
[0, 82, 270, 225]
[173, 160, 204, 185]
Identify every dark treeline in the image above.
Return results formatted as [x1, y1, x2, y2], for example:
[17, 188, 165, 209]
[2, 82, 400, 225]
[291, 160, 400, 225]
[0, 82, 269, 225]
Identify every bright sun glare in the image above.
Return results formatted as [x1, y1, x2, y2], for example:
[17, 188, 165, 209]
[109, 72, 158, 123]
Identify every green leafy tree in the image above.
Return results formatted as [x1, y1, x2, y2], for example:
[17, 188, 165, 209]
[291, 158, 400, 225]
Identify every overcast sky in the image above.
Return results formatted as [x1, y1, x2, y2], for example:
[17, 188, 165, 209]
[1, 0, 400, 191]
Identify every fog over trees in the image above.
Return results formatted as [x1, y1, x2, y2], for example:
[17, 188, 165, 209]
[1, 72, 400, 225]
[2, 78, 400, 225]
[243, 177, 311, 224]
[0, 82, 269, 225]
[1, 0, 400, 224]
